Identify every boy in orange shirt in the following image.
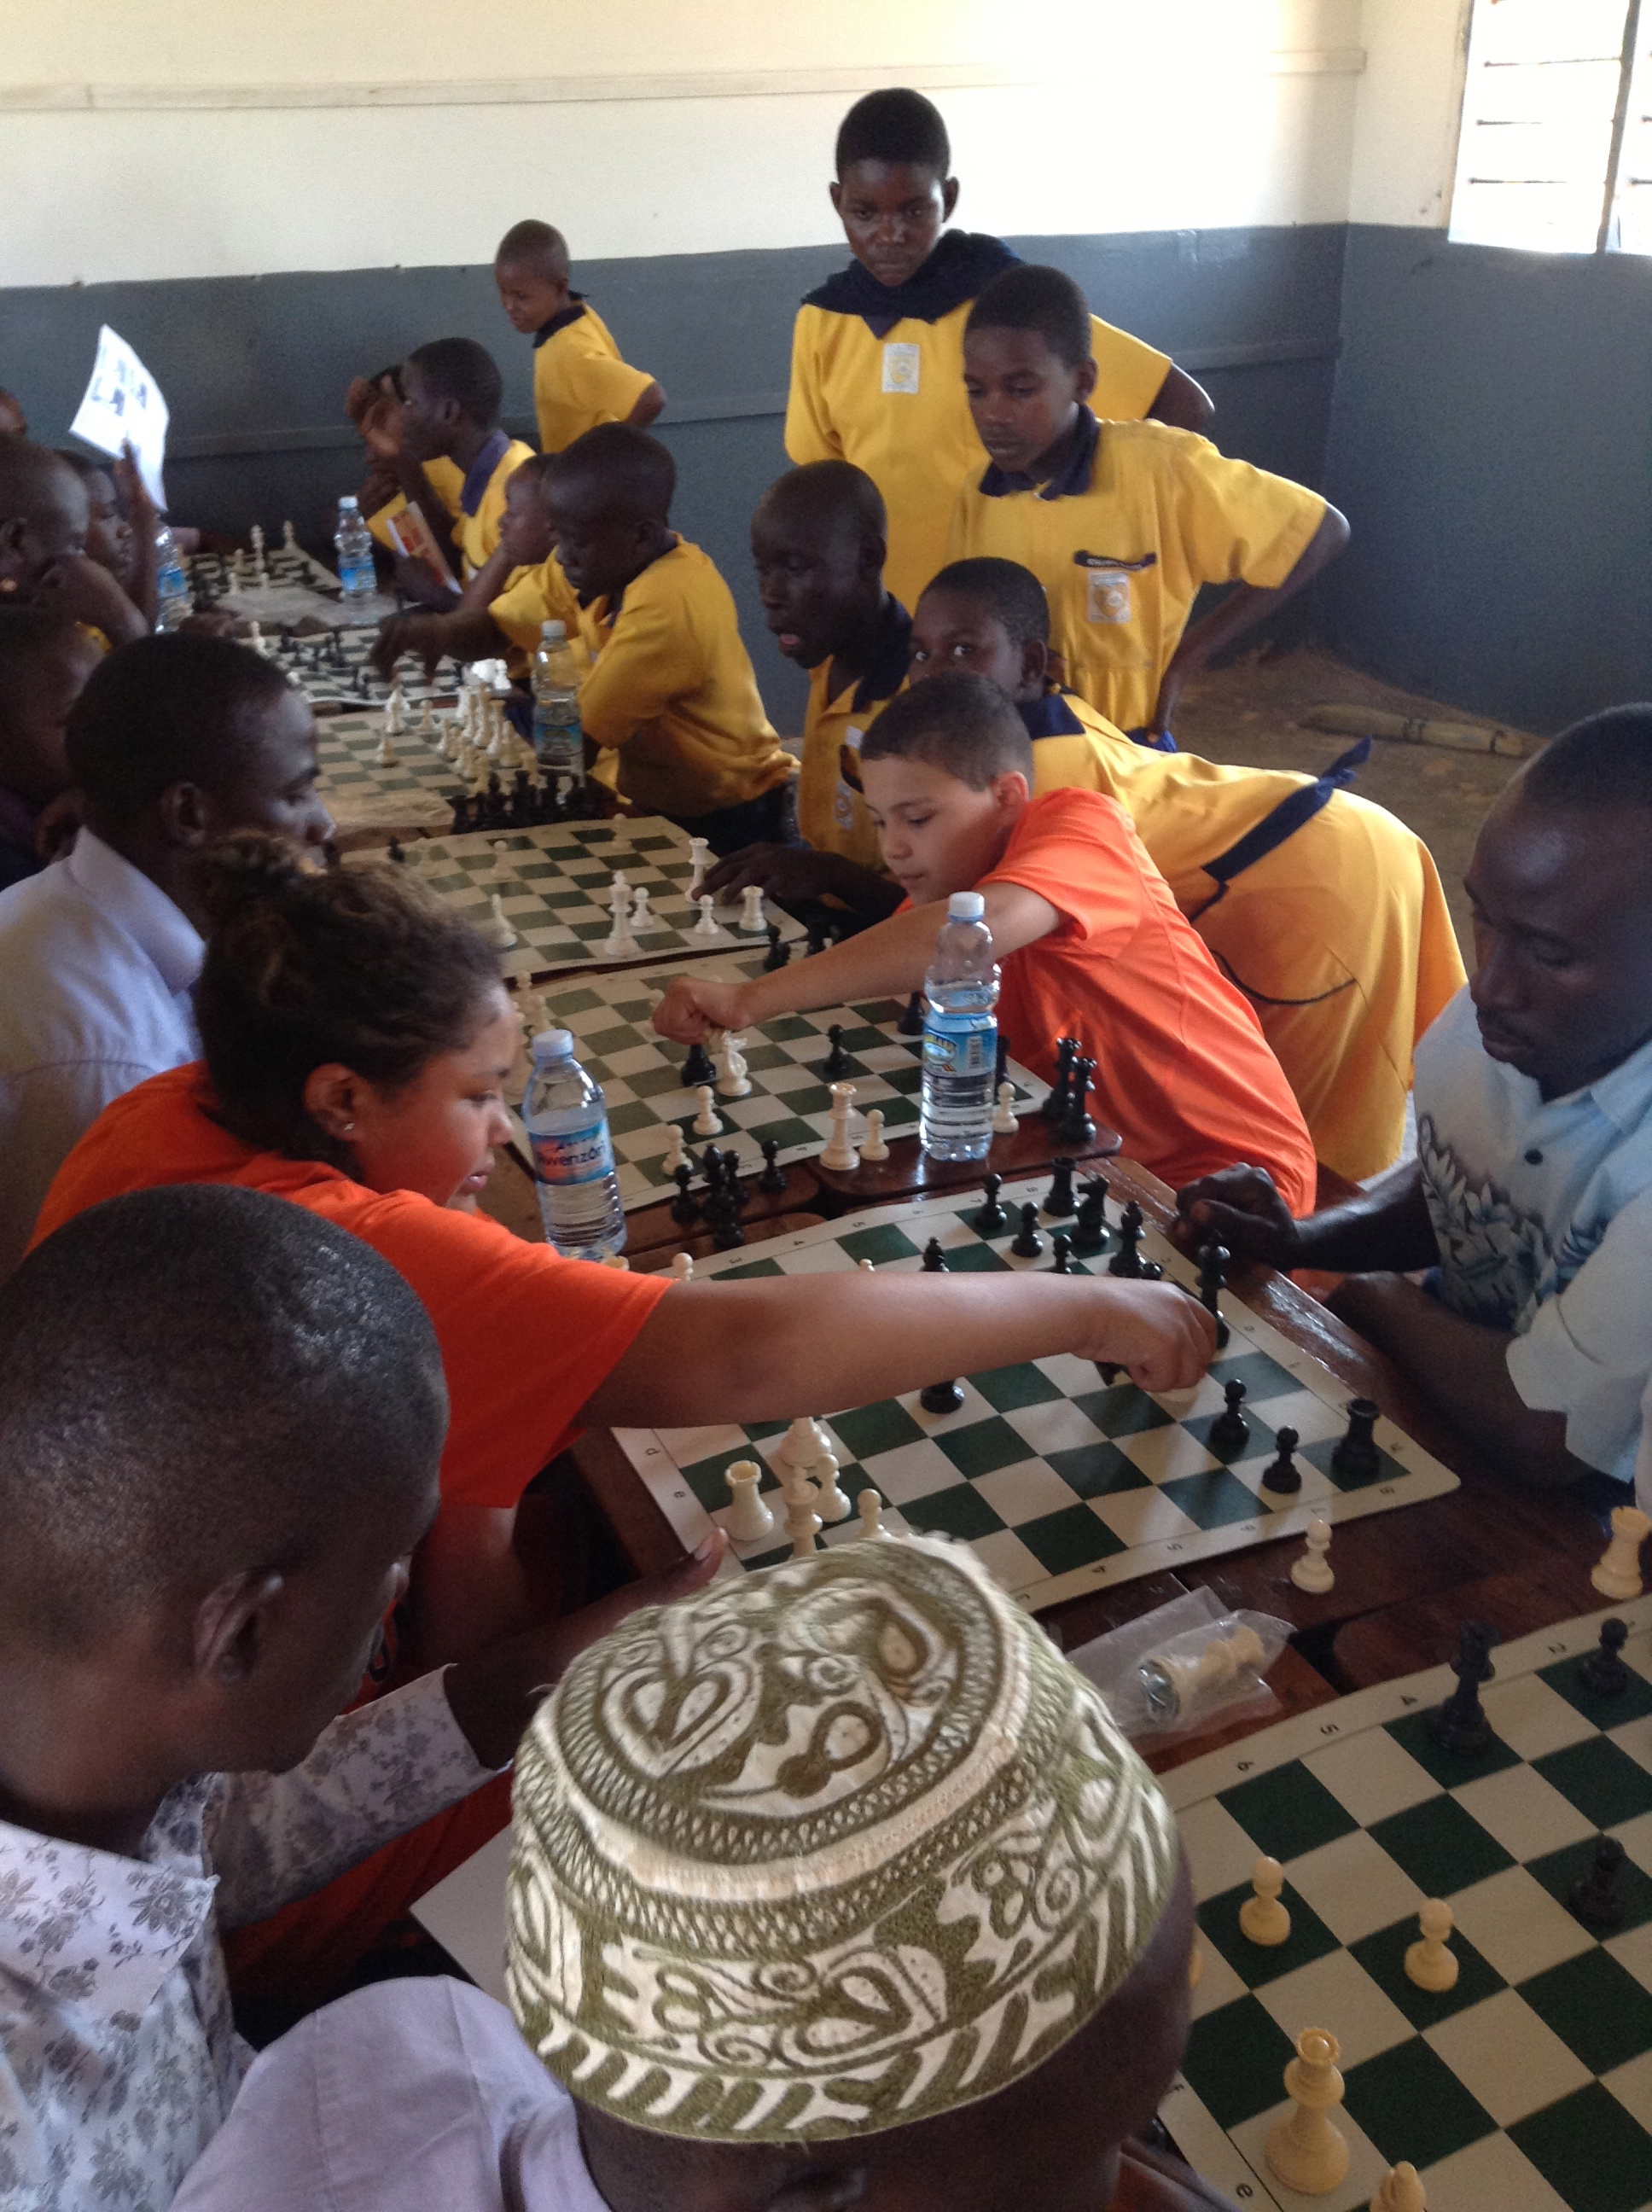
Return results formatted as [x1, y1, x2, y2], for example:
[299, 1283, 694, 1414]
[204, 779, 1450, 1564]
[656, 668, 1316, 1208]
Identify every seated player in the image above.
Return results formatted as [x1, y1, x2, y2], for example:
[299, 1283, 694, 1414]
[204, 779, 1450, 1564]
[1176, 706, 1652, 1500]
[0, 1179, 726, 2212]
[949, 265, 1348, 744]
[34, 832, 1214, 1999]
[495, 218, 665, 452]
[788, 88, 1213, 611]
[369, 338, 532, 603]
[907, 559, 1465, 1180]
[54, 443, 158, 626]
[0, 434, 148, 649]
[0, 606, 102, 889]
[349, 362, 465, 563]
[656, 670, 1318, 1209]
[170, 1540, 1246, 2212]
[0, 633, 331, 1278]
[376, 427, 799, 853]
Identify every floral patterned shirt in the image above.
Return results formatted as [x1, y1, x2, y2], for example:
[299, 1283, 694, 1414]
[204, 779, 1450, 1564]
[0, 1669, 494, 2212]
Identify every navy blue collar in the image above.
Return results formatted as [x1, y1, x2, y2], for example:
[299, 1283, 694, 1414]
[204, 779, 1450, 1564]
[1018, 691, 1087, 740]
[837, 597, 912, 710]
[803, 232, 1020, 340]
[979, 407, 1100, 501]
[459, 428, 513, 516]
[532, 296, 588, 349]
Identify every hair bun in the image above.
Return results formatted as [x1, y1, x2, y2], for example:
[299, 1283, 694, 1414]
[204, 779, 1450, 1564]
[192, 832, 311, 930]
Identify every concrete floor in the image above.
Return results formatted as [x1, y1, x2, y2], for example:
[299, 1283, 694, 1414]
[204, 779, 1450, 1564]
[1172, 646, 1537, 955]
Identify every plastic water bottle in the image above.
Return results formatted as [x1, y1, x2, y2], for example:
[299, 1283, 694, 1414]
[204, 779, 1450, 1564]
[919, 892, 1000, 1161]
[532, 620, 585, 788]
[154, 522, 191, 632]
[334, 496, 376, 598]
[523, 1029, 626, 1260]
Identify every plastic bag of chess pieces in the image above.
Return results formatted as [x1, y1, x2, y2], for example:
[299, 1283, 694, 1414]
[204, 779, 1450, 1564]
[1066, 1586, 1290, 1740]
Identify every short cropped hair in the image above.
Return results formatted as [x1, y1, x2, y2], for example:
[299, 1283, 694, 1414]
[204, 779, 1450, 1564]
[0, 1185, 446, 1648]
[66, 633, 295, 829]
[53, 447, 114, 489]
[966, 265, 1093, 371]
[923, 557, 1050, 648]
[496, 219, 569, 277]
[759, 459, 887, 544]
[861, 668, 1033, 789]
[1522, 704, 1652, 812]
[406, 337, 504, 430]
[0, 604, 84, 705]
[549, 422, 675, 522]
[835, 88, 951, 178]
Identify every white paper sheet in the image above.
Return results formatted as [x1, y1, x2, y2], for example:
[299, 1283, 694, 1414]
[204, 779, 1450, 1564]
[68, 325, 169, 509]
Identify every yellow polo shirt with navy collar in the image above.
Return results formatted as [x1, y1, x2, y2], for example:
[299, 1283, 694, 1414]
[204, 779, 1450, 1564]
[797, 595, 912, 869]
[451, 433, 534, 580]
[491, 538, 794, 821]
[949, 412, 1326, 735]
[366, 456, 465, 554]
[532, 300, 655, 455]
[786, 236, 1169, 616]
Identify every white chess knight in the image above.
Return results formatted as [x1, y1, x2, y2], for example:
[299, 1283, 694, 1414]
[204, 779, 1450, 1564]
[713, 1030, 751, 1100]
[820, 1081, 859, 1171]
[737, 883, 766, 934]
[687, 835, 711, 899]
[482, 893, 517, 951]
[1591, 1504, 1650, 1600]
[692, 894, 721, 939]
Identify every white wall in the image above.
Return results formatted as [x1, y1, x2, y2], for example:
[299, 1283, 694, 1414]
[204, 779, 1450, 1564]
[2, 0, 1365, 288]
[1345, 0, 1470, 228]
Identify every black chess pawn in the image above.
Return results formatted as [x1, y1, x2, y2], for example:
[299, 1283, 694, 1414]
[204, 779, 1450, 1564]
[1050, 1232, 1073, 1275]
[897, 990, 924, 1037]
[1073, 1178, 1109, 1254]
[806, 918, 829, 958]
[920, 1377, 966, 1415]
[1010, 1202, 1044, 1260]
[762, 921, 790, 974]
[483, 774, 507, 828]
[922, 1237, 947, 1273]
[757, 1137, 787, 1196]
[387, 835, 405, 864]
[1207, 1379, 1249, 1458]
[322, 839, 341, 872]
[669, 1164, 699, 1225]
[682, 1040, 717, 1089]
[1260, 1426, 1301, 1494]
[1579, 1617, 1632, 1698]
[820, 1024, 851, 1078]
[1427, 1621, 1500, 1757]
[1196, 1241, 1232, 1351]
[1331, 1397, 1382, 1481]
[1041, 1037, 1079, 1124]
[1568, 1836, 1628, 1931]
[1058, 1055, 1098, 1145]
[972, 1172, 1008, 1236]
[448, 791, 472, 836]
[1044, 1159, 1077, 1219]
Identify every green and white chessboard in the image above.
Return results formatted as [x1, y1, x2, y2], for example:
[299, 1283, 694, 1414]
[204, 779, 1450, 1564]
[315, 709, 461, 826]
[611, 1177, 1460, 1610]
[1163, 1600, 1652, 2212]
[517, 947, 1048, 1210]
[279, 627, 490, 714]
[350, 820, 801, 981]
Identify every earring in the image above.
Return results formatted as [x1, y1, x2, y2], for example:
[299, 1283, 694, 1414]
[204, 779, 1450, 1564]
[342, 1121, 356, 1133]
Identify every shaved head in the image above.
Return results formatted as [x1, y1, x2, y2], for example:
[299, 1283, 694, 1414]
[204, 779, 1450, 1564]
[548, 422, 674, 525]
[0, 438, 89, 589]
[756, 460, 887, 555]
[496, 219, 570, 279]
[751, 462, 888, 668]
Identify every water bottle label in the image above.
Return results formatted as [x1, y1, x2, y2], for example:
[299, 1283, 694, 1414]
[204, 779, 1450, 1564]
[530, 1120, 617, 1231]
[921, 1010, 996, 1077]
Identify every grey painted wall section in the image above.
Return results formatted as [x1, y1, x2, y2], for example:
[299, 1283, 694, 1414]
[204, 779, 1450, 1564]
[1322, 224, 1652, 736]
[1, 224, 1346, 726]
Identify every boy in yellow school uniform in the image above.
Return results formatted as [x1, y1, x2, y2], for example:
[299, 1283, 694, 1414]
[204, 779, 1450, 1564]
[375, 431, 795, 852]
[948, 265, 1346, 744]
[364, 340, 532, 602]
[786, 89, 1213, 615]
[495, 220, 665, 455]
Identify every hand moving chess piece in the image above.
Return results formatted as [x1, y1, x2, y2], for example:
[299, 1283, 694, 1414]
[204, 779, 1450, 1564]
[1591, 1504, 1650, 1600]
[724, 1460, 776, 1545]
[1290, 1516, 1334, 1592]
[1238, 1855, 1291, 1946]
[1374, 2163, 1426, 2212]
[1404, 1900, 1458, 1992]
[1265, 2029, 1350, 2196]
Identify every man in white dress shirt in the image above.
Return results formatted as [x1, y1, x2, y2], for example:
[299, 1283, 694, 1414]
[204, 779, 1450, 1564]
[0, 631, 334, 1273]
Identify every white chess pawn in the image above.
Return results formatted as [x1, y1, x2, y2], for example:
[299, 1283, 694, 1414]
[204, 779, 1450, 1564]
[691, 1086, 720, 1137]
[1591, 1504, 1650, 1600]
[819, 1081, 859, 1171]
[662, 1125, 688, 1177]
[384, 681, 404, 736]
[1265, 2029, 1350, 2196]
[631, 886, 663, 932]
[724, 1459, 776, 1545]
[1291, 1516, 1335, 1592]
[737, 883, 766, 934]
[1405, 1900, 1458, 1992]
[482, 894, 517, 951]
[858, 1256, 875, 1272]
[490, 841, 514, 882]
[1238, 1856, 1291, 1947]
[600, 1253, 630, 1271]
[687, 835, 711, 899]
[282, 519, 299, 553]
[1373, 2163, 1426, 2212]
[517, 990, 550, 1043]
[781, 1467, 823, 1558]
[857, 1487, 890, 1540]
[812, 1447, 852, 1524]
[713, 1030, 751, 1100]
[991, 1080, 1018, 1134]
[670, 1251, 695, 1283]
[692, 894, 721, 939]
[247, 620, 264, 654]
[860, 1107, 889, 1161]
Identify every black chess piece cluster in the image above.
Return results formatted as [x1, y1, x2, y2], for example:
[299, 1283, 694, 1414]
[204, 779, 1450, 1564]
[1427, 1620, 1499, 1757]
[446, 769, 593, 838]
[1041, 1038, 1099, 1145]
[666, 1143, 750, 1247]
[1107, 1200, 1164, 1280]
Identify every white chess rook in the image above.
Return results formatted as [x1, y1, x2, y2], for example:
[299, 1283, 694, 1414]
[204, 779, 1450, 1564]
[687, 836, 711, 899]
[820, 1082, 859, 1171]
[1591, 1505, 1650, 1600]
[724, 1460, 776, 1545]
[737, 883, 766, 934]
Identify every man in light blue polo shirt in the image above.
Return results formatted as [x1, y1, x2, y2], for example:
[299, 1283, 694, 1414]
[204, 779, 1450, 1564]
[1172, 703, 1652, 1510]
[0, 633, 332, 1276]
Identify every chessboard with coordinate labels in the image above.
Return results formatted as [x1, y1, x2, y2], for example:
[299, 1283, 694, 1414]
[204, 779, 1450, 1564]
[507, 946, 1050, 1211]
[608, 1175, 1461, 1610]
[348, 820, 803, 983]
[1162, 1598, 1652, 2212]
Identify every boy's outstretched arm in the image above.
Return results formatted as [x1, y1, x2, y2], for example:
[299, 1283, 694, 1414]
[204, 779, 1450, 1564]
[653, 882, 1061, 1039]
[585, 1272, 1217, 1430]
[372, 605, 507, 680]
[1143, 504, 1349, 740]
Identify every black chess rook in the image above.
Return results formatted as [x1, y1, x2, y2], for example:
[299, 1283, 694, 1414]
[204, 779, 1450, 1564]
[1330, 1397, 1382, 1481]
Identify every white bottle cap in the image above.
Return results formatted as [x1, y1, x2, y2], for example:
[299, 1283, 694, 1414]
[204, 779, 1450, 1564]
[338, 494, 359, 511]
[541, 620, 567, 642]
[947, 891, 986, 921]
[530, 1027, 575, 1058]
